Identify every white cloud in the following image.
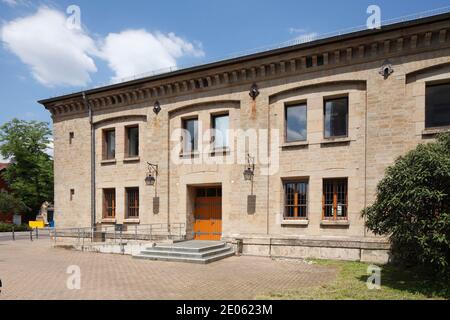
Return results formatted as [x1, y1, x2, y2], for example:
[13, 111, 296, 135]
[45, 139, 54, 158]
[1, 7, 98, 87]
[2, 0, 20, 7]
[1, 7, 204, 86]
[99, 29, 204, 82]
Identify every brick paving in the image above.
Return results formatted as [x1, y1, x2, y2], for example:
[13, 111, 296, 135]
[0, 239, 337, 300]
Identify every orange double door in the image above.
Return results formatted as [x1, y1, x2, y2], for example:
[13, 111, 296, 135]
[193, 187, 222, 240]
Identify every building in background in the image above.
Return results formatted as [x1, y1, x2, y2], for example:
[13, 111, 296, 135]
[0, 163, 8, 193]
[39, 13, 450, 263]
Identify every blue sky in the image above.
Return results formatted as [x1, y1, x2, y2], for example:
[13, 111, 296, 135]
[1, 0, 450, 127]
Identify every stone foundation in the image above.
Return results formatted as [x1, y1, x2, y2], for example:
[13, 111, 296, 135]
[224, 235, 391, 264]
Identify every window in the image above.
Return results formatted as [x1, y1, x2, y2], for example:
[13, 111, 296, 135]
[126, 126, 139, 157]
[183, 118, 198, 152]
[426, 83, 450, 128]
[196, 187, 222, 198]
[317, 55, 324, 66]
[284, 181, 308, 219]
[70, 189, 75, 201]
[285, 104, 307, 142]
[69, 132, 74, 144]
[103, 129, 116, 160]
[324, 97, 348, 138]
[126, 187, 139, 218]
[212, 114, 229, 149]
[323, 179, 348, 220]
[103, 189, 115, 218]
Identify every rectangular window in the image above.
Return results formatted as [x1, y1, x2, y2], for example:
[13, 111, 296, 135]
[103, 129, 116, 160]
[126, 126, 139, 157]
[103, 189, 115, 218]
[70, 189, 75, 201]
[323, 179, 348, 220]
[183, 118, 198, 152]
[284, 180, 308, 220]
[286, 104, 307, 142]
[126, 187, 139, 218]
[426, 83, 450, 128]
[324, 97, 348, 138]
[212, 114, 229, 149]
[69, 132, 74, 144]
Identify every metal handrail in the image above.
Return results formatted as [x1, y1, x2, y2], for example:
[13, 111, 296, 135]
[50, 223, 186, 243]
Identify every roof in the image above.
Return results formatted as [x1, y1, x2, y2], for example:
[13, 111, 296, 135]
[38, 11, 450, 105]
[0, 163, 9, 171]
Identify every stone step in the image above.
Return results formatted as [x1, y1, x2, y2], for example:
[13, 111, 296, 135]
[134, 249, 235, 264]
[147, 241, 227, 253]
[139, 246, 232, 259]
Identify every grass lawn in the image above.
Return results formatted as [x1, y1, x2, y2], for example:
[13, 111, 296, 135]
[259, 259, 450, 300]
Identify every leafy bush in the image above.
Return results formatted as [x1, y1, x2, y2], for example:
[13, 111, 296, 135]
[362, 133, 450, 275]
[0, 222, 31, 232]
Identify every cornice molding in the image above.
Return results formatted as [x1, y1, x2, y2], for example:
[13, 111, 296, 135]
[44, 23, 450, 119]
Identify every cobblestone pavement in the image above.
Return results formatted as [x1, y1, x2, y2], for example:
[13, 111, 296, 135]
[0, 240, 337, 300]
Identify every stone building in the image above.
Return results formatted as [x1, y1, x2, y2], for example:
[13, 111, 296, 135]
[39, 13, 450, 263]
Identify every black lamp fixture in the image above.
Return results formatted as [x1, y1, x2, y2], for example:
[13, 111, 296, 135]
[379, 60, 394, 79]
[145, 162, 159, 186]
[249, 83, 260, 100]
[153, 100, 161, 115]
[243, 154, 255, 181]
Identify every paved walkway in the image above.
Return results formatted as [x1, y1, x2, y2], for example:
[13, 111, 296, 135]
[0, 240, 337, 300]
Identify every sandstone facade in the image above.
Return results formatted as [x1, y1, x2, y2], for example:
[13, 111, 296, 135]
[39, 14, 450, 262]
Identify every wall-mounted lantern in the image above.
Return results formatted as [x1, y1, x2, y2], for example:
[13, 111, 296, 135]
[153, 101, 161, 115]
[379, 60, 394, 79]
[145, 162, 159, 186]
[249, 83, 260, 100]
[145, 162, 160, 214]
[244, 154, 256, 214]
[243, 154, 255, 181]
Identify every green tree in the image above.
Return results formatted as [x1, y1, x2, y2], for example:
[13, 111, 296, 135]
[362, 133, 450, 274]
[0, 119, 53, 221]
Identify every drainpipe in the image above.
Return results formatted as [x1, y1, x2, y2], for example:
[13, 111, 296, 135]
[363, 88, 368, 237]
[266, 96, 270, 236]
[82, 92, 96, 229]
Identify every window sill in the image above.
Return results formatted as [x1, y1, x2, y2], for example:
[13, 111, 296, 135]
[320, 137, 352, 146]
[422, 127, 450, 136]
[179, 151, 200, 159]
[101, 159, 116, 165]
[210, 147, 230, 156]
[123, 156, 140, 163]
[281, 141, 309, 149]
[101, 218, 116, 224]
[320, 220, 350, 227]
[123, 218, 140, 224]
[281, 219, 309, 226]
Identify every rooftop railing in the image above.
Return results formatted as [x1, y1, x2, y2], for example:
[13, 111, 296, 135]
[45, 6, 450, 99]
